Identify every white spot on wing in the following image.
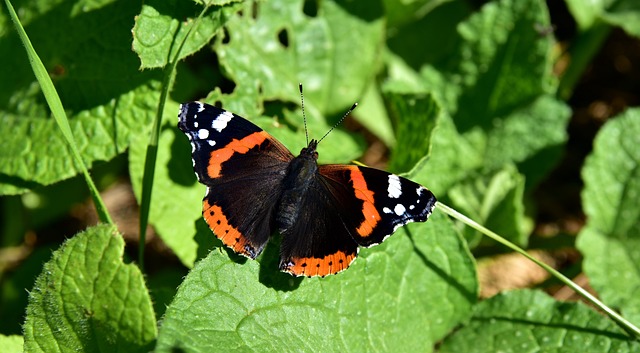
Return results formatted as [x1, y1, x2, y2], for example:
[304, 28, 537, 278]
[394, 204, 406, 216]
[212, 111, 234, 132]
[208, 140, 216, 146]
[388, 175, 402, 198]
[197, 129, 209, 140]
[417, 186, 424, 196]
[197, 102, 205, 112]
[383, 207, 393, 214]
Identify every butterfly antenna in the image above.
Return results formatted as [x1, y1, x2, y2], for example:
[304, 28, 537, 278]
[317, 102, 358, 144]
[299, 83, 309, 146]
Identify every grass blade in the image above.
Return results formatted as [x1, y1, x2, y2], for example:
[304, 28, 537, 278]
[5, 0, 113, 225]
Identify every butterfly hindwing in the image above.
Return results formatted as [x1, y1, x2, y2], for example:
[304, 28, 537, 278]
[278, 173, 359, 277]
[178, 102, 294, 258]
[318, 165, 437, 247]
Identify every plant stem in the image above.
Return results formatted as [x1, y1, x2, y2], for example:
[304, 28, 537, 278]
[558, 21, 611, 101]
[137, 3, 213, 269]
[437, 201, 640, 340]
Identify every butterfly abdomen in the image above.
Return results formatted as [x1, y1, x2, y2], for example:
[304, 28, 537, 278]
[276, 144, 319, 235]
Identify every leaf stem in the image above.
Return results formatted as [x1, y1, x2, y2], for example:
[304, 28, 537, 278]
[557, 21, 611, 101]
[437, 201, 640, 340]
[5, 0, 113, 225]
[137, 2, 213, 269]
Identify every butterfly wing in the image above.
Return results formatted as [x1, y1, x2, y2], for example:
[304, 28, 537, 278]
[278, 165, 436, 277]
[278, 175, 359, 277]
[178, 102, 294, 258]
[318, 165, 437, 247]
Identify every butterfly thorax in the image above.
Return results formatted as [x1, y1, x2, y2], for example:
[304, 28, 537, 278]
[276, 140, 320, 233]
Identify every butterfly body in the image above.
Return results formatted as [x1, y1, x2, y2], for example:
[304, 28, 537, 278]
[277, 140, 319, 234]
[178, 101, 436, 277]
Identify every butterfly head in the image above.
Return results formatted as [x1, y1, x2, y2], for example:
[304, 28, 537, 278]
[299, 139, 319, 160]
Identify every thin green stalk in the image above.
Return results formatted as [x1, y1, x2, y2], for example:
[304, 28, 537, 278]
[137, 3, 213, 269]
[437, 202, 640, 340]
[5, 0, 113, 225]
[558, 21, 611, 101]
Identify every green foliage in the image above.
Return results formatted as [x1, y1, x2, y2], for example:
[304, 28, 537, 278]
[0, 334, 23, 353]
[23, 225, 156, 352]
[156, 211, 476, 352]
[439, 289, 640, 352]
[578, 109, 640, 328]
[565, 0, 640, 36]
[0, 0, 160, 195]
[1, 0, 640, 351]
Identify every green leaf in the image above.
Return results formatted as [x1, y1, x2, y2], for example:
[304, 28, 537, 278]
[416, 0, 570, 192]
[565, 0, 640, 36]
[213, 0, 385, 115]
[439, 289, 640, 352]
[599, 1, 640, 37]
[0, 334, 23, 353]
[423, 0, 557, 115]
[382, 0, 441, 28]
[155, 211, 477, 352]
[132, 0, 237, 69]
[386, 0, 471, 70]
[577, 108, 640, 328]
[384, 92, 439, 173]
[411, 0, 570, 205]
[23, 224, 157, 353]
[352, 81, 395, 147]
[449, 165, 531, 248]
[0, 0, 161, 195]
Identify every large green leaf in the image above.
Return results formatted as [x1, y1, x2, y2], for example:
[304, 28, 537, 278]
[388, 0, 571, 247]
[155, 211, 477, 352]
[0, 0, 160, 195]
[577, 108, 640, 328]
[132, 0, 238, 69]
[439, 290, 640, 352]
[23, 225, 157, 352]
[213, 0, 385, 116]
[418, 0, 569, 193]
[387, 0, 571, 194]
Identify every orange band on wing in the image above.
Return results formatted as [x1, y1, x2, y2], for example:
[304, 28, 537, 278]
[203, 199, 255, 258]
[281, 251, 357, 277]
[349, 168, 381, 237]
[207, 131, 268, 178]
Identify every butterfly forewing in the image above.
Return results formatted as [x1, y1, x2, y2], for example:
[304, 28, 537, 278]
[318, 165, 437, 247]
[178, 102, 293, 258]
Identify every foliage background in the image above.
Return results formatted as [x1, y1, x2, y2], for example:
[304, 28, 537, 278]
[1, 0, 639, 351]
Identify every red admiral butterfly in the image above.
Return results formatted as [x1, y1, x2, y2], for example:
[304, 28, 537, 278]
[178, 99, 437, 277]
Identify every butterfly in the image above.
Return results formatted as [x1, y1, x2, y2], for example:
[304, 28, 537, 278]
[178, 97, 436, 277]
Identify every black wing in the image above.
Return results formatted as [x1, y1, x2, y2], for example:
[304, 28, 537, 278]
[318, 165, 437, 247]
[278, 174, 360, 277]
[178, 102, 294, 258]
